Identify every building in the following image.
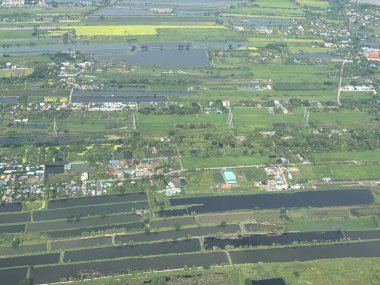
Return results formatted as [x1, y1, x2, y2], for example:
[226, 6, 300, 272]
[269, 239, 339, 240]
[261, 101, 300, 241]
[367, 51, 380, 61]
[222, 169, 237, 184]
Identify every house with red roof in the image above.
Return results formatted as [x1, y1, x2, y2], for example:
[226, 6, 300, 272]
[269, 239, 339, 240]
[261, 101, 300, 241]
[367, 51, 380, 61]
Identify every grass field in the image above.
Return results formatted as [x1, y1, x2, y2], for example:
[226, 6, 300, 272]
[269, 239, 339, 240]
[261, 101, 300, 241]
[182, 156, 269, 170]
[310, 110, 371, 128]
[61, 25, 225, 36]
[299, 163, 380, 180]
[239, 258, 380, 285]
[285, 216, 377, 231]
[298, 0, 330, 8]
[56, 258, 380, 285]
[137, 113, 227, 137]
[310, 150, 380, 162]
[233, 108, 303, 131]
[0, 68, 33, 78]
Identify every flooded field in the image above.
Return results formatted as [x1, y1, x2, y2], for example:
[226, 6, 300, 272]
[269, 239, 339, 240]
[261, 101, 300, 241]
[0, 268, 28, 285]
[51, 236, 112, 251]
[205, 230, 380, 250]
[72, 89, 195, 104]
[230, 240, 380, 264]
[0, 202, 22, 213]
[48, 192, 147, 209]
[0, 224, 26, 234]
[0, 97, 18, 104]
[72, 95, 165, 104]
[27, 213, 141, 232]
[44, 165, 65, 175]
[221, 16, 291, 26]
[158, 189, 374, 216]
[0, 243, 47, 256]
[64, 239, 201, 262]
[0, 212, 30, 224]
[95, 49, 209, 68]
[116, 224, 240, 244]
[150, 216, 197, 228]
[34, 201, 147, 221]
[47, 221, 144, 238]
[0, 135, 106, 145]
[30, 252, 228, 284]
[291, 53, 340, 59]
[0, 252, 59, 269]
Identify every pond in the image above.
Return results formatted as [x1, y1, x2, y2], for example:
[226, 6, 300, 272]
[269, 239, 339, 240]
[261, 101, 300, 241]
[64, 239, 201, 262]
[48, 192, 147, 209]
[30, 252, 228, 284]
[34, 201, 147, 221]
[230, 240, 380, 264]
[95, 49, 209, 68]
[204, 230, 377, 249]
[158, 189, 374, 216]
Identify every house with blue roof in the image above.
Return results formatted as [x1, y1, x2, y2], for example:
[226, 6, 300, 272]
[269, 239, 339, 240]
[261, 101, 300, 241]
[222, 169, 237, 184]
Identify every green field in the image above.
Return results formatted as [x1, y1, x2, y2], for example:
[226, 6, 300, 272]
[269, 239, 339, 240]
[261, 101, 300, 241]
[310, 150, 380, 163]
[61, 25, 225, 36]
[182, 156, 269, 169]
[233, 108, 303, 131]
[137, 113, 228, 137]
[285, 216, 378, 231]
[299, 163, 380, 180]
[0, 68, 33, 78]
[310, 110, 371, 128]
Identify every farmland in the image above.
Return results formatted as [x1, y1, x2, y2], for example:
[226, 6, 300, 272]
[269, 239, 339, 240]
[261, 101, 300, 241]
[0, 0, 379, 283]
[61, 25, 225, 36]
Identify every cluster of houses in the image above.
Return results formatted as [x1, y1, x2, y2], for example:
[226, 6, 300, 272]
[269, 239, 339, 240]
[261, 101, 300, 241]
[363, 47, 380, 62]
[0, 162, 46, 203]
[264, 166, 301, 192]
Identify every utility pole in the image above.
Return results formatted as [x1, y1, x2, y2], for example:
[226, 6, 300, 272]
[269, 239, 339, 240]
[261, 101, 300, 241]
[227, 107, 233, 129]
[132, 113, 136, 131]
[303, 108, 309, 127]
[53, 116, 58, 137]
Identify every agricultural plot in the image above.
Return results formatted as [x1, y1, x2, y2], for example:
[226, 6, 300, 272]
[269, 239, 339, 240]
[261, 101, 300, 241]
[60, 25, 225, 36]
[47, 222, 144, 238]
[309, 150, 380, 163]
[0, 252, 59, 269]
[159, 189, 374, 216]
[0, 212, 31, 224]
[51, 236, 112, 251]
[26, 213, 142, 232]
[0, 202, 22, 213]
[250, 64, 337, 84]
[309, 110, 371, 128]
[48, 192, 147, 209]
[233, 108, 303, 131]
[299, 164, 380, 180]
[138, 113, 227, 137]
[222, 1, 304, 18]
[0, 224, 26, 234]
[205, 231, 348, 250]
[197, 210, 281, 225]
[298, 0, 330, 8]
[230, 241, 380, 264]
[150, 217, 197, 228]
[30, 252, 228, 284]
[0, 243, 47, 257]
[116, 224, 240, 244]
[33, 201, 147, 221]
[64, 239, 201, 262]
[181, 156, 268, 169]
[0, 268, 28, 285]
[285, 217, 378, 231]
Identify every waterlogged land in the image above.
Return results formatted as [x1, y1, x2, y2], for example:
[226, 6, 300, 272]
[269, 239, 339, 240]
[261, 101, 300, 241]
[0, 0, 380, 284]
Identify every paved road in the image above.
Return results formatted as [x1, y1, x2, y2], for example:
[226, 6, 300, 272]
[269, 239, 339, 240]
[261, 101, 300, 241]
[337, 58, 347, 106]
